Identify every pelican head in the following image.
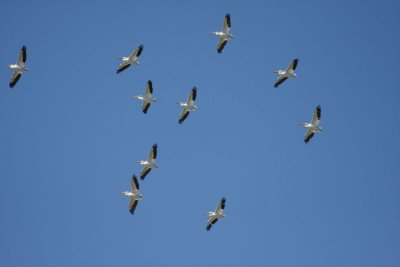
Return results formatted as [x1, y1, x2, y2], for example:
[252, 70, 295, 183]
[121, 191, 130, 196]
[299, 123, 308, 128]
[293, 73, 297, 77]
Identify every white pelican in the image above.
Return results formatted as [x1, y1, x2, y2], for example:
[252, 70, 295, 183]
[121, 174, 143, 215]
[136, 143, 158, 180]
[134, 80, 157, 114]
[212, 13, 234, 53]
[116, 44, 144, 74]
[177, 87, 197, 124]
[204, 197, 226, 231]
[7, 46, 28, 88]
[273, 58, 299, 88]
[301, 105, 322, 144]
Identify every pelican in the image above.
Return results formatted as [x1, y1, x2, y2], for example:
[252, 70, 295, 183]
[177, 87, 197, 124]
[7, 46, 28, 88]
[136, 143, 158, 180]
[121, 174, 143, 215]
[212, 13, 234, 53]
[116, 44, 144, 74]
[273, 58, 299, 88]
[134, 80, 156, 114]
[204, 197, 226, 231]
[301, 105, 322, 144]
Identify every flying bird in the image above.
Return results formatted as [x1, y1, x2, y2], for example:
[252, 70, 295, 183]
[116, 45, 144, 74]
[136, 143, 158, 180]
[204, 197, 226, 231]
[273, 59, 299, 88]
[134, 80, 157, 114]
[212, 13, 234, 53]
[121, 174, 143, 215]
[7, 46, 28, 88]
[177, 87, 197, 124]
[301, 105, 322, 144]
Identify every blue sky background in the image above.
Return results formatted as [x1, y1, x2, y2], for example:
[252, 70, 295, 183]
[1, 0, 399, 266]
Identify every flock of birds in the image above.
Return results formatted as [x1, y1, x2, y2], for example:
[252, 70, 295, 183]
[6, 13, 323, 231]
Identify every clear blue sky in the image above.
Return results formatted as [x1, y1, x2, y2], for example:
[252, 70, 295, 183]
[1, 1, 399, 266]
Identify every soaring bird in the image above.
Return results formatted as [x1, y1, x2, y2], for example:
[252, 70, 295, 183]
[136, 144, 158, 180]
[301, 105, 322, 144]
[7, 46, 28, 88]
[273, 59, 298, 88]
[177, 87, 197, 124]
[116, 45, 144, 74]
[134, 80, 157, 114]
[121, 174, 143, 215]
[212, 14, 234, 53]
[204, 197, 226, 231]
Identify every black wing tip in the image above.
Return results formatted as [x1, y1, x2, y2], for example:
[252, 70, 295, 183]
[217, 40, 228, 53]
[132, 175, 139, 189]
[143, 103, 151, 114]
[148, 80, 152, 85]
[179, 111, 190, 124]
[221, 197, 226, 203]
[192, 87, 197, 100]
[153, 143, 158, 149]
[206, 225, 212, 231]
[304, 133, 315, 144]
[139, 44, 144, 49]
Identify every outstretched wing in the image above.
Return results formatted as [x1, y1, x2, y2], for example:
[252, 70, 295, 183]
[131, 174, 139, 193]
[9, 72, 21, 88]
[117, 62, 131, 73]
[188, 87, 197, 103]
[142, 102, 151, 114]
[288, 58, 299, 71]
[130, 45, 144, 59]
[146, 80, 153, 95]
[129, 198, 139, 215]
[215, 197, 226, 213]
[18, 46, 27, 64]
[206, 217, 218, 231]
[311, 105, 321, 126]
[223, 13, 231, 34]
[217, 38, 228, 54]
[304, 130, 315, 144]
[178, 109, 190, 124]
[140, 166, 152, 180]
[274, 75, 288, 88]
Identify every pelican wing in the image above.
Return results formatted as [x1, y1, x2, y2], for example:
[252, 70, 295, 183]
[187, 87, 197, 103]
[217, 38, 228, 54]
[148, 143, 157, 160]
[142, 102, 151, 114]
[311, 105, 321, 126]
[215, 197, 226, 213]
[140, 166, 152, 180]
[131, 174, 139, 193]
[206, 217, 218, 231]
[130, 45, 144, 59]
[9, 72, 21, 88]
[18, 46, 27, 64]
[129, 198, 139, 215]
[304, 130, 315, 144]
[274, 75, 288, 88]
[146, 80, 153, 96]
[223, 13, 231, 33]
[288, 58, 299, 71]
[117, 62, 131, 74]
[178, 109, 190, 124]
